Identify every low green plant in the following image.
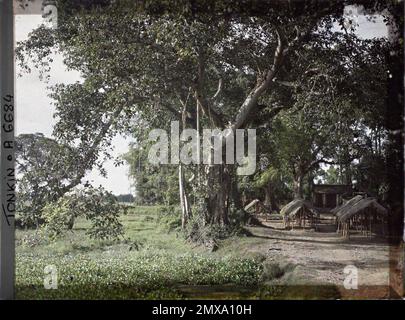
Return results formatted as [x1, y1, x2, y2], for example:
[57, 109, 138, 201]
[40, 186, 124, 241]
[19, 232, 45, 247]
[156, 205, 182, 232]
[16, 251, 263, 299]
[42, 198, 74, 240]
[185, 203, 251, 248]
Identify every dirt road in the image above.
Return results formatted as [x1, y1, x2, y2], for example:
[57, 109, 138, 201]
[243, 217, 402, 298]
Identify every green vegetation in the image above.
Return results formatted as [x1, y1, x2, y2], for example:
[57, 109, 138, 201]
[17, 205, 345, 299]
[16, 0, 403, 235]
[16, 206, 267, 299]
[34, 186, 124, 241]
[13, 1, 403, 300]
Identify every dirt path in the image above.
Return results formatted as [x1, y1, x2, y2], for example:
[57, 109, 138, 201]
[242, 217, 400, 298]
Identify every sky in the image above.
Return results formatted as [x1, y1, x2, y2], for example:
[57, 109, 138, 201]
[14, 10, 387, 195]
[15, 15, 134, 195]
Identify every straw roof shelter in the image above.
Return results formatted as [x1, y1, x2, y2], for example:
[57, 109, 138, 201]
[335, 196, 388, 238]
[281, 199, 318, 229]
[281, 199, 316, 217]
[335, 197, 388, 223]
[333, 195, 363, 217]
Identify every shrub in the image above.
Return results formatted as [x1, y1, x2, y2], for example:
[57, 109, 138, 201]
[157, 206, 182, 232]
[185, 203, 251, 249]
[42, 198, 74, 240]
[40, 186, 124, 241]
[19, 232, 45, 247]
[75, 188, 124, 240]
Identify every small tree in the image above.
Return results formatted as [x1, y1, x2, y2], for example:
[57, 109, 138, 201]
[15, 133, 81, 227]
[42, 186, 124, 241]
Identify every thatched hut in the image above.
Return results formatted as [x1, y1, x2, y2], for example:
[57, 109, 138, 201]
[244, 199, 275, 221]
[335, 196, 388, 238]
[333, 195, 363, 217]
[280, 199, 318, 229]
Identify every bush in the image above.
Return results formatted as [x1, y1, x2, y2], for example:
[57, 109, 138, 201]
[228, 208, 250, 226]
[19, 232, 45, 247]
[42, 198, 75, 240]
[184, 203, 251, 249]
[76, 188, 124, 240]
[156, 206, 182, 232]
[41, 186, 124, 241]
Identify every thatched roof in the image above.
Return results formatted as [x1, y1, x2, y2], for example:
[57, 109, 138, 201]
[280, 199, 316, 218]
[333, 195, 363, 216]
[335, 197, 388, 223]
[244, 199, 260, 212]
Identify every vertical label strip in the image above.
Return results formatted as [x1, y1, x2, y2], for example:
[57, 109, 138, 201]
[0, 0, 15, 300]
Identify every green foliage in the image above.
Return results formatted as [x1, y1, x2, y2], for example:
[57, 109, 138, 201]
[19, 232, 44, 248]
[320, 166, 341, 184]
[254, 166, 280, 189]
[156, 205, 182, 232]
[15, 133, 81, 227]
[15, 0, 400, 229]
[16, 251, 262, 299]
[16, 205, 264, 299]
[15, 133, 125, 240]
[123, 144, 179, 205]
[41, 186, 124, 241]
[115, 194, 135, 203]
[157, 203, 240, 243]
[42, 198, 74, 240]
[228, 207, 250, 227]
[261, 262, 296, 282]
[185, 203, 250, 247]
[75, 187, 125, 240]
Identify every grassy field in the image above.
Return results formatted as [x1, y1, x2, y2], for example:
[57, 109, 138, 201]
[16, 206, 272, 299]
[16, 205, 356, 299]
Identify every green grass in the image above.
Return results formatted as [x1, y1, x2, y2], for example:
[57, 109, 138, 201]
[15, 206, 265, 299]
[16, 251, 263, 299]
[15, 205, 341, 299]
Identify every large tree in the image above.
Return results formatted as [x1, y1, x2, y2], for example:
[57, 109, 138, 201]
[16, 0, 402, 231]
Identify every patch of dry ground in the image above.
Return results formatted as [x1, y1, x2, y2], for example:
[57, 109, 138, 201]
[240, 215, 403, 298]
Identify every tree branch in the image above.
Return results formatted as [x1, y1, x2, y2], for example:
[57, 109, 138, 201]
[231, 14, 324, 130]
[232, 26, 287, 130]
[58, 105, 125, 195]
[211, 77, 223, 100]
[195, 52, 225, 128]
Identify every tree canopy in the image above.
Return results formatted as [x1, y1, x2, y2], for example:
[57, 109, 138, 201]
[16, 0, 403, 238]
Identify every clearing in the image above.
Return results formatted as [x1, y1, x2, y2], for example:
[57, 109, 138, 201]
[227, 215, 398, 299]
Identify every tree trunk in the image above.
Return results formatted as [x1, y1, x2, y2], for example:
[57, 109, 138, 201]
[179, 163, 191, 229]
[204, 164, 231, 226]
[67, 215, 75, 230]
[231, 174, 243, 210]
[264, 184, 278, 212]
[293, 174, 304, 199]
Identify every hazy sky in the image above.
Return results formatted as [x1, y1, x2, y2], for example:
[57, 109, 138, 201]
[15, 15, 133, 195]
[15, 11, 387, 195]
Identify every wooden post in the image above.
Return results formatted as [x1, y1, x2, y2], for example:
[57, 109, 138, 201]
[0, 0, 15, 300]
